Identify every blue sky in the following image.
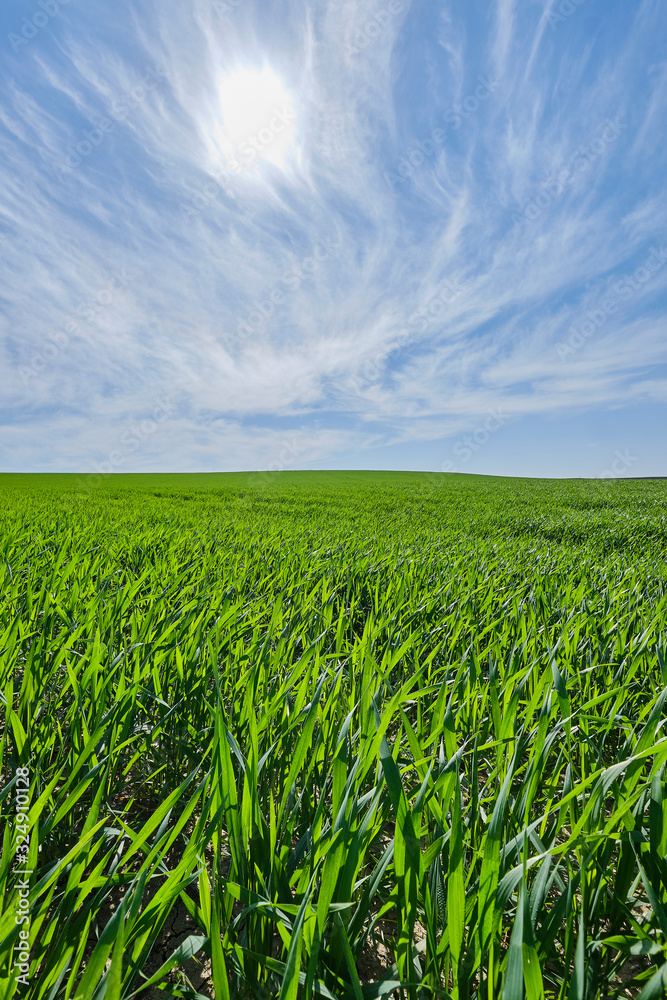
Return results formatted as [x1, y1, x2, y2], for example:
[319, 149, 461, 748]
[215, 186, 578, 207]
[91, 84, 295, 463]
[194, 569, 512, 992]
[1, 0, 666, 478]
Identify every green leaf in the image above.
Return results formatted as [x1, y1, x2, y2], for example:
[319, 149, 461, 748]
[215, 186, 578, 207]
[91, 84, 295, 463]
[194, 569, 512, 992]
[447, 771, 465, 973]
[501, 881, 524, 1000]
[130, 934, 208, 994]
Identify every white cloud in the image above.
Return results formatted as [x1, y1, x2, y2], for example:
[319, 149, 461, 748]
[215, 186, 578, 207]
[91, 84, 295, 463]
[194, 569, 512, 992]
[1, 0, 665, 472]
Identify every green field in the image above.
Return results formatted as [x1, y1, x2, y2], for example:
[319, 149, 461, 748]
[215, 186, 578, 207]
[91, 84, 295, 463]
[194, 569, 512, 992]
[1, 471, 667, 999]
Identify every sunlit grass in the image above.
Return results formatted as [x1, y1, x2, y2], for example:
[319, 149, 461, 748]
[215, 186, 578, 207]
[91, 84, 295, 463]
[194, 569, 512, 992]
[1, 471, 666, 999]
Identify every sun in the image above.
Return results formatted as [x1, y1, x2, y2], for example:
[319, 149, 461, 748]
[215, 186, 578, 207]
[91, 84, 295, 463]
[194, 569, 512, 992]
[209, 65, 297, 175]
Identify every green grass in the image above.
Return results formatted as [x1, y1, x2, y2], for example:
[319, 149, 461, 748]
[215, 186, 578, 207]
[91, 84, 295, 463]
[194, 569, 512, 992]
[1, 470, 666, 999]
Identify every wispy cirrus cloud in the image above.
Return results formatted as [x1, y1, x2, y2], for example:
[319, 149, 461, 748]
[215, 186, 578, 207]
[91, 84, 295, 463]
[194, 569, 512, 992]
[0, 0, 665, 476]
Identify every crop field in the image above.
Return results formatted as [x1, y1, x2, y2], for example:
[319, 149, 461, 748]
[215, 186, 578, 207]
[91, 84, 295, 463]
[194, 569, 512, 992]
[1, 470, 667, 1000]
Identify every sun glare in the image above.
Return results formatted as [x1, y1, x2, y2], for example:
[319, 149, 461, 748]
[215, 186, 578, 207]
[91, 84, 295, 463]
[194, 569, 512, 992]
[210, 65, 297, 175]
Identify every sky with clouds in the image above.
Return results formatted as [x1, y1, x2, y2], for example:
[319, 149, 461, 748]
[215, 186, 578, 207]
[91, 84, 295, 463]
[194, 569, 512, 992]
[1, 0, 666, 478]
